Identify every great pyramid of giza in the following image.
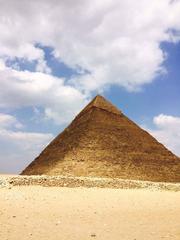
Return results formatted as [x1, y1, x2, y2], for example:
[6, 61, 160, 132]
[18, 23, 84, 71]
[22, 95, 180, 182]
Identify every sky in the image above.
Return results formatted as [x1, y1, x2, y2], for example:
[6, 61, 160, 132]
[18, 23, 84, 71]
[0, 0, 180, 174]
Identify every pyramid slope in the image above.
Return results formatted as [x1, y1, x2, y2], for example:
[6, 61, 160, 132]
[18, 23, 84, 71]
[22, 95, 180, 182]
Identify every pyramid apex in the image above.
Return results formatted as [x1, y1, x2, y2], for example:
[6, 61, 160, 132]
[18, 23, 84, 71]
[81, 94, 122, 115]
[91, 94, 106, 104]
[94, 94, 104, 99]
[92, 94, 107, 103]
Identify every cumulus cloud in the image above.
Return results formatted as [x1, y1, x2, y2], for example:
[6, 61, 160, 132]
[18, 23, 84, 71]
[0, 113, 53, 173]
[0, 61, 88, 124]
[0, 113, 22, 129]
[0, 0, 180, 122]
[0, 0, 180, 93]
[143, 114, 180, 157]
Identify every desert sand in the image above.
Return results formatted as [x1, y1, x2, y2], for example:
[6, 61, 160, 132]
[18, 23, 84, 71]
[1, 177, 180, 240]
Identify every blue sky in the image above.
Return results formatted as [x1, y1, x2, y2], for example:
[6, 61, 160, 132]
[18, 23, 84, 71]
[11, 42, 180, 133]
[108, 42, 180, 124]
[0, 0, 180, 173]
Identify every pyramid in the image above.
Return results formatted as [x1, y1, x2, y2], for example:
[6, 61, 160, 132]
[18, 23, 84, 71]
[22, 95, 180, 182]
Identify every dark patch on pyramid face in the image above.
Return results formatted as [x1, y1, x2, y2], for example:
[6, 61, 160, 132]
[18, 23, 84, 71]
[21, 95, 180, 182]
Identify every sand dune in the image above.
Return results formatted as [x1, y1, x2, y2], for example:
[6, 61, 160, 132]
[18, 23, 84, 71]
[0, 177, 180, 240]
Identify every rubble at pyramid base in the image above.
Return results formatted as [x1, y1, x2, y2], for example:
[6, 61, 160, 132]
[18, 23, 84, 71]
[2, 175, 180, 191]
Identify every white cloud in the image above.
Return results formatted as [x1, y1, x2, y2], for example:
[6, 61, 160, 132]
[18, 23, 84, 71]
[0, 113, 53, 173]
[0, 0, 179, 123]
[153, 114, 180, 130]
[0, 129, 53, 152]
[0, 113, 19, 129]
[0, 63, 88, 124]
[143, 114, 180, 157]
[0, 129, 53, 174]
[1, 0, 180, 92]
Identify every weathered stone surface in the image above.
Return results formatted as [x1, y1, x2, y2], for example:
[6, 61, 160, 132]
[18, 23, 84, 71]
[21, 95, 180, 182]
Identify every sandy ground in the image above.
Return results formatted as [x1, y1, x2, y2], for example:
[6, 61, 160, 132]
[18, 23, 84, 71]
[0, 186, 180, 240]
